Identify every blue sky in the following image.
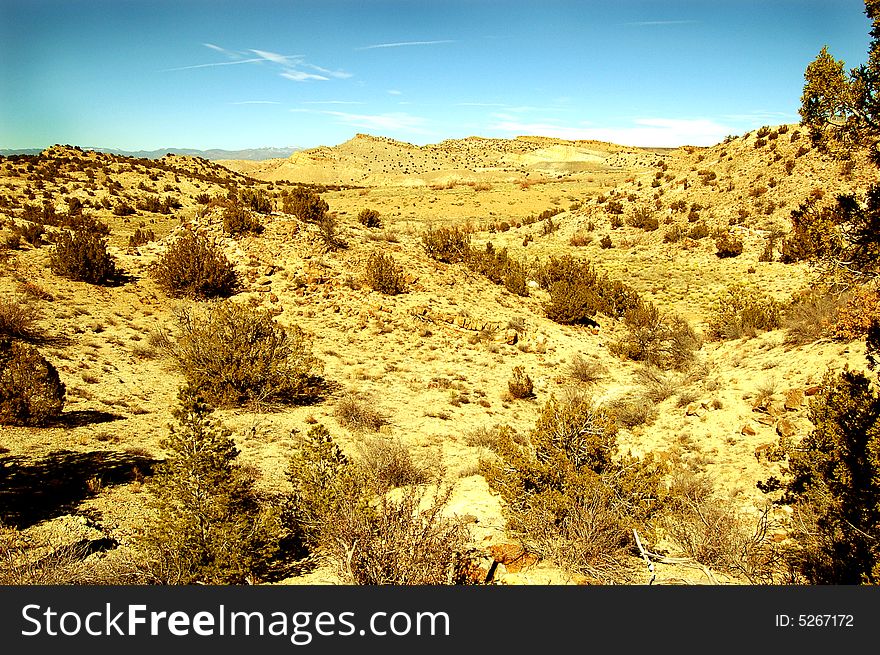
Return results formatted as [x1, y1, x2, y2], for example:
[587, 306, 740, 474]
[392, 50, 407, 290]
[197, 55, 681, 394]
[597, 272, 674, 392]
[0, 0, 872, 150]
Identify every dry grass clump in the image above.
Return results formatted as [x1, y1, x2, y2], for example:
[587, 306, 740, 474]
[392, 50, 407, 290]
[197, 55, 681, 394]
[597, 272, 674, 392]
[355, 437, 428, 488]
[707, 284, 782, 340]
[605, 394, 657, 429]
[0, 523, 111, 584]
[783, 286, 843, 344]
[715, 232, 744, 257]
[161, 302, 322, 408]
[363, 251, 406, 295]
[334, 392, 388, 432]
[151, 228, 239, 299]
[0, 297, 41, 341]
[567, 355, 606, 385]
[0, 338, 65, 426]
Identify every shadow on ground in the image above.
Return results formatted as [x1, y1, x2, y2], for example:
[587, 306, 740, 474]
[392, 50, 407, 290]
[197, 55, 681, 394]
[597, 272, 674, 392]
[0, 449, 158, 528]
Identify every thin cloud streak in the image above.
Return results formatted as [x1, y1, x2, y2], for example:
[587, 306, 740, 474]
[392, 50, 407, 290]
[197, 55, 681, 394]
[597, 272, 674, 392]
[624, 20, 698, 26]
[357, 39, 455, 50]
[292, 108, 429, 133]
[165, 43, 351, 82]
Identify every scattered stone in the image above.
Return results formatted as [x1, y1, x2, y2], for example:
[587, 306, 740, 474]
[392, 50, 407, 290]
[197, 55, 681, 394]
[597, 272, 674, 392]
[776, 418, 797, 439]
[741, 424, 757, 436]
[804, 385, 821, 397]
[505, 328, 518, 345]
[784, 388, 804, 410]
[488, 543, 539, 573]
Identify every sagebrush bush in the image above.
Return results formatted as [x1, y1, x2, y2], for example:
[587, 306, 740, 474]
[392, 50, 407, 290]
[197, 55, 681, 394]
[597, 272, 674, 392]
[0, 338, 65, 426]
[627, 207, 659, 231]
[707, 284, 782, 340]
[50, 227, 117, 284]
[151, 228, 239, 299]
[222, 202, 263, 235]
[140, 389, 281, 584]
[715, 232, 744, 258]
[282, 188, 329, 223]
[507, 366, 534, 399]
[238, 188, 273, 214]
[481, 392, 667, 578]
[355, 437, 428, 488]
[831, 287, 880, 340]
[421, 225, 471, 263]
[608, 301, 701, 370]
[363, 251, 406, 295]
[163, 302, 322, 407]
[128, 228, 155, 247]
[466, 243, 529, 296]
[537, 256, 641, 324]
[357, 208, 382, 228]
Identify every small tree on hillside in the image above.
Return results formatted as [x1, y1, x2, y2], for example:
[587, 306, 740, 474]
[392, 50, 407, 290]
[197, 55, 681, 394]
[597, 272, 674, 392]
[140, 388, 280, 584]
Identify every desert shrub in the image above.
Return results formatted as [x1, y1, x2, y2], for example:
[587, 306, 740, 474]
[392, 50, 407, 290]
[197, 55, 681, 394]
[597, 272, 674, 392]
[128, 227, 155, 247]
[599, 234, 613, 249]
[195, 193, 211, 204]
[11, 222, 44, 247]
[282, 188, 328, 223]
[832, 287, 880, 339]
[317, 211, 345, 250]
[569, 231, 592, 246]
[287, 424, 469, 584]
[605, 394, 657, 429]
[0, 338, 65, 426]
[663, 225, 685, 243]
[507, 366, 534, 399]
[357, 208, 382, 228]
[334, 392, 388, 432]
[606, 199, 624, 215]
[608, 301, 701, 370]
[139, 389, 281, 584]
[627, 206, 659, 231]
[538, 256, 641, 324]
[706, 284, 783, 340]
[715, 232, 744, 258]
[466, 243, 528, 296]
[163, 302, 322, 408]
[663, 471, 781, 583]
[783, 286, 844, 344]
[421, 225, 471, 263]
[151, 228, 239, 299]
[0, 298, 40, 341]
[481, 392, 667, 578]
[222, 202, 263, 235]
[688, 222, 710, 240]
[113, 201, 135, 216]
[50, 227, 117, 284]
[775, 370, 880, 583]
[363, 251, 406, 295]
[239, 188, 273, 214]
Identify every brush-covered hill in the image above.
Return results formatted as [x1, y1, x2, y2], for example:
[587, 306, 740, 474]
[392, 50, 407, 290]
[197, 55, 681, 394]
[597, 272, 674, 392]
[0, 128, 874, 585]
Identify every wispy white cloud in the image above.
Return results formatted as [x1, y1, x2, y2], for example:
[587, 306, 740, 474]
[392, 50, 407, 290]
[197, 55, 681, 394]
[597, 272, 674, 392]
[302, 100, 366, 105]
[357, 39, 455, 50]
[292, 108, 429, 133]
[624, 20, 698, 27]
[488, 117, 731, 147]
[165, 43, 351, 82]
[388, 89, 403, 96]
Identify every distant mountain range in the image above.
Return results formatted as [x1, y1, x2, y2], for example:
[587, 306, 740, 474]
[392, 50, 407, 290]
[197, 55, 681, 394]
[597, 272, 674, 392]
[0, 146, 302, 161]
